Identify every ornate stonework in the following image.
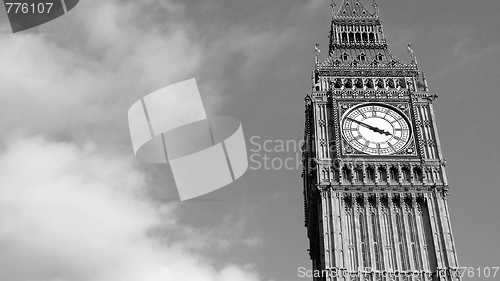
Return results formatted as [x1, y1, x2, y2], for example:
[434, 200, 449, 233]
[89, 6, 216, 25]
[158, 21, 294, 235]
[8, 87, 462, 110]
[303, 1, 460, 280]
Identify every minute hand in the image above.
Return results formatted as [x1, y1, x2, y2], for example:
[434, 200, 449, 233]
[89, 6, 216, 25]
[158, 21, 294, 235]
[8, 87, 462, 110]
[347, 117, 392, 136]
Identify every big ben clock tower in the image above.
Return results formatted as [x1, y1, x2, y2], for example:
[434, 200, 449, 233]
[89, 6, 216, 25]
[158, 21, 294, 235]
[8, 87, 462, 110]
[302, 1, 461, 280]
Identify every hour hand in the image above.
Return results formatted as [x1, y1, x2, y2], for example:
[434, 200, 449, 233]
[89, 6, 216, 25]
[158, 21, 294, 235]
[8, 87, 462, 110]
[371, 127, 392, 136]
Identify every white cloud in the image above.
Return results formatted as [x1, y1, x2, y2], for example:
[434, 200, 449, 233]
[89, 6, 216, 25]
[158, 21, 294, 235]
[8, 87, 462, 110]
[0, 136, 263, 281]
[0, 0, 298, 143]
[0, 0, 202, 144]
[0, 0, 277, 280]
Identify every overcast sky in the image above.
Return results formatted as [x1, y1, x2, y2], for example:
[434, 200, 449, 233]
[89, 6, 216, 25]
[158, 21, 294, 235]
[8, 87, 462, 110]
[0, 0, 499, 280]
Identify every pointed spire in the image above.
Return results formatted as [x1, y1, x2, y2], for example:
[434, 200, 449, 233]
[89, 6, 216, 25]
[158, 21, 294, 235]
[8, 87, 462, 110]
[315, 42, 321, 65]
[422, 72, 429, 92]
[324, 0, 415, 70]
[372, 0, 379, 17]
[336, 0, 374, 18]
[408, 42, 419, 68]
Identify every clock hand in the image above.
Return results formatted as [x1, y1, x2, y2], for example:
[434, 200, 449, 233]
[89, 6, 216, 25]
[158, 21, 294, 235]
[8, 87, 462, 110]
[347, 117, 392, 136]
[346, 117, 374, 131]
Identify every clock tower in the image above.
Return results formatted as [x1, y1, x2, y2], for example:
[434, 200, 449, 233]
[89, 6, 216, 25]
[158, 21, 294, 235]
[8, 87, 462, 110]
[302, 1, 461, 280]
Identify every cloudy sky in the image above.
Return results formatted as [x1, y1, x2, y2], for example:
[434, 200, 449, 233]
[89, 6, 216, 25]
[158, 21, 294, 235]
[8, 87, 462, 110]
[0, 0, 499, 280]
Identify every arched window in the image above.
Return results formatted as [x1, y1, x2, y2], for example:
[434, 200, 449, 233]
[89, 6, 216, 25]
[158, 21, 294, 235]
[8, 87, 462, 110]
[345, 78, 353, 88]
[398, 78, 406, 88]
[425, 169, 432, 182]
[355, 78, 363, 88]
[378, 166, 387, 183]
[387, 79, 395, 89]
[366, 79, 374, 89]
[366, 167, 375, 183]
[342, 53, 349, 61]
[434, 170, 440, 181]
[389, 167, 399, 183]
[376, 53, 383, 61]
[334, 78, 342, 88]
[362, 33, 368, 42]
[342, 166, 352, 182]
[402, 167, 411, 182]
[342, 32, 348, 43]
[376, 78, 384, 88]
[369, 33, 375, 42]
[358, 53, 366, 61]
[333, 169, 340, 182]
[349, 32, 355, 42]
[413, 167, 423, 182]
[354, 167, 363, 183]
[355, 33, 361, 42]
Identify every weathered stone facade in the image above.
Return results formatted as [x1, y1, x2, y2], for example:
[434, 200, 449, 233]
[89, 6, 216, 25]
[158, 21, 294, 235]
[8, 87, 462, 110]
[303, 1, 460, 280]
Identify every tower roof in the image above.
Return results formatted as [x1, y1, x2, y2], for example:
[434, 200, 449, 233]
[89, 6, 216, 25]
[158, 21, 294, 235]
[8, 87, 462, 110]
[319, 0, 417, 72]
[335, 0, 375, 18]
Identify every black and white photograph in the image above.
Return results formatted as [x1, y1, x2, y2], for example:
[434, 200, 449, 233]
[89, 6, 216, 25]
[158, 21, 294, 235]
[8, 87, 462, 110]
[0, 1, 499, 280]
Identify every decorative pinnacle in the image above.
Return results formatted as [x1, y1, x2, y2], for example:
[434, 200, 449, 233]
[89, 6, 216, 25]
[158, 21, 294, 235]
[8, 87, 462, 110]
[331, 0, 336, 17]
[315, 42, 320, 64]
[372, 0, 379, 16]
[408, 42, 419, 68]
[422, 72, 429, 92]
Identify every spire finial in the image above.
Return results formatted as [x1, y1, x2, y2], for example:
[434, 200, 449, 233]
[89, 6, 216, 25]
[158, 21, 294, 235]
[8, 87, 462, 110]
[372, 0, 379, 16]
[315, 42, 321, 65]
[422, 72, 429, 92]
[408, 42, 419, 68]
[331, 0, 336, 17]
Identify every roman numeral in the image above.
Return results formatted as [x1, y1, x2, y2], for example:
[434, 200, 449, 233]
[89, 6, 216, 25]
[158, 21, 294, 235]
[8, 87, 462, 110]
[387, 142, 396, 152]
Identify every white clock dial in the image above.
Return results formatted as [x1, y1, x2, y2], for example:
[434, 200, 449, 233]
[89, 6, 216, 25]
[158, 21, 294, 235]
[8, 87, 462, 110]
[341, 104, 411, 155]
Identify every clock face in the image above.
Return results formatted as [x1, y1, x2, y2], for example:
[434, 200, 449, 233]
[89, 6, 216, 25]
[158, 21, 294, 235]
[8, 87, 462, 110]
[341, 103, 411, 155]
